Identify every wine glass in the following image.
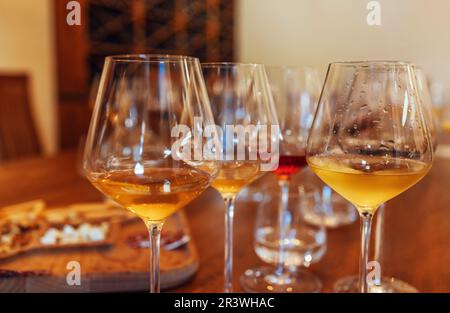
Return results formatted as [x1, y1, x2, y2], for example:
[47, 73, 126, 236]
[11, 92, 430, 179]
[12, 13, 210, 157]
[201, 63, 279, 292]
[333, 65, 437, 293]
[269, 66, 355, 228]
[307, 61, 434, 293]
[241, 177, 327, 292]
[240, 66, 323, 292]
[83, 54, 219, 293]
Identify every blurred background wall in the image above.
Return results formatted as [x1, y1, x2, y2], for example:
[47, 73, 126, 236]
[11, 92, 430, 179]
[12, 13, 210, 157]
[237, 0, 450, 105]
[0, 0, 57, 155]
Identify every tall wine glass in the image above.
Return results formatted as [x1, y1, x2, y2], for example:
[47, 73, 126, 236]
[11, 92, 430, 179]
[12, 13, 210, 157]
[333, 66, 438, 293]
[202, 63, 279, 292]
[83, 55, 219, 293]
[240, 66, 322, 292]
[307, 61, 434, 293]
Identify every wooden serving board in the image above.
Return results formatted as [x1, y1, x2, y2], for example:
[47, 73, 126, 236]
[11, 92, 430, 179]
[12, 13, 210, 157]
[0, 206, 198, 293]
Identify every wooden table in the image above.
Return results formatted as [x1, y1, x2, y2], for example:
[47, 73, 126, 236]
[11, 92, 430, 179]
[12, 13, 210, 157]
[0, 150, 449, 292]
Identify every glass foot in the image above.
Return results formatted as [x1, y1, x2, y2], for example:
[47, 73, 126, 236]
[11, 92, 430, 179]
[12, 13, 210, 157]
[334, 275, 418, 293]
[240, 266, 322, 293]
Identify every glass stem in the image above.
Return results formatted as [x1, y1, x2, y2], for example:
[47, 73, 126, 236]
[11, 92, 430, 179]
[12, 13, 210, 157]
[359, 211, 374, 293]
[374, 204, 385, 261]
[275, 180, 290, 277]
[224, 196, 236, 293]
[146, 221, 164, 293]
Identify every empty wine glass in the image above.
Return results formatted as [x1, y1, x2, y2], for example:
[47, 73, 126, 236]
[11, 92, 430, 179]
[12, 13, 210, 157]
[241, 184, 326, 293]
[240, 66, 323, 292]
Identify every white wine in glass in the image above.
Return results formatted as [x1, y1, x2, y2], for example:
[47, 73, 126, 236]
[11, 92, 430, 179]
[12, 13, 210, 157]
[211, 162, 260, 199]
[84, 55, 218, 293]
[202, 63, 279, 292]
[91, 168, 212, 222]
[332, 66, 438, 293]
[307, 61, 434, 293]
[308, 155, 430, 214]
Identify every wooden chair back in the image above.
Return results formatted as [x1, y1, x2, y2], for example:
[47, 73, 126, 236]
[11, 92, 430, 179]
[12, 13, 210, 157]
[0, 74, 41, 161]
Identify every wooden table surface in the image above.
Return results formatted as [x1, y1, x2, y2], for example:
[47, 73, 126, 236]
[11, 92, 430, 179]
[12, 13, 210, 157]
[0, 150, 449, 293]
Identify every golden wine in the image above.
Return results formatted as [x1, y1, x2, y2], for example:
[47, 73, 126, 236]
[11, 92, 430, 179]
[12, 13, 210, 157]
[90, 168, 211, 222]
[308, 155, 431, 213]
[212, 162, 260, 198]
